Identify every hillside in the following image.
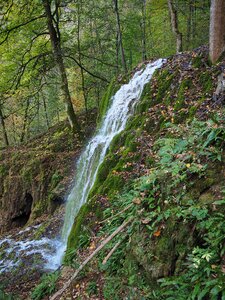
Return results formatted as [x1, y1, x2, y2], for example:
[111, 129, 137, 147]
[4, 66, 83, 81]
[55, 47, 225, 300]
[0, 47, 225, 300]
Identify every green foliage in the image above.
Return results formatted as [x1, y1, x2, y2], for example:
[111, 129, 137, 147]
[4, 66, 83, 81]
[31, 272, 59, 300]
[93, 116, 225, 299]
[98, 78, 120, 125]
[66, 203, 91, 262]
[0, 0, 211, 147]
[158, 203, 225, 299]
[86, 281, 98, 296]
[155, 69, 177, 104]
[51, 171, 63, 189]
[174, 78, 193, 111]
[199, 72, 213, 93]
[0, 288, 18, 300]
[0, 164, 8, 177]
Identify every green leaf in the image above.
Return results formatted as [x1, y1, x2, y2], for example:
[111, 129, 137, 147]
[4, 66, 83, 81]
[197, 288, 209, 300]
[192, 283, 200, 299]
[210, 286, 221, 296]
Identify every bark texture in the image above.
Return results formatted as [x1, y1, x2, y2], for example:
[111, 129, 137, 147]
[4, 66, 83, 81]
[167, 0, 183, 53]
[113, 0, 127, 73]
[209, 0, 225, 64]
[42, 0, 81, 135]
[0, 104, 9, 146]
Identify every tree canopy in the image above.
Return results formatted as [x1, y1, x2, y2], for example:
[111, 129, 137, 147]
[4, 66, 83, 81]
[0, 0, 211, 146]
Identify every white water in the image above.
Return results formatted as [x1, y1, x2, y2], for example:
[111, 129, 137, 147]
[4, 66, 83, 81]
[0, 58, 165, 275]
[0, 225, 61, 274]
[48, 58, 166, 268]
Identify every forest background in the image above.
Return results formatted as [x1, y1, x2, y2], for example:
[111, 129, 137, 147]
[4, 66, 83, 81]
[0, 0, 211, 147]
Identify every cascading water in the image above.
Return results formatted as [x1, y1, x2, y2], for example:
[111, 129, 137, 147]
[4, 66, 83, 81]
[48, 58, 166, 268]
[0, 58, 165, 275]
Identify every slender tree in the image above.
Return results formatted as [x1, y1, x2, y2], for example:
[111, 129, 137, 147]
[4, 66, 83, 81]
[42, 0, 82, 136]
[113, 0, 127, 73]
[167, 0, 183, 53]
[209, 0, 225, 63]
[141, 0, 147, 61]
[0, 103, 9, 146]
[77, 0, 88, 115]
[20, 98, 30, 143]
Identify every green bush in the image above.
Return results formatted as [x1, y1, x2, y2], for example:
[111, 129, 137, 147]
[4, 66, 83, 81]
[31, 272, 59, 300]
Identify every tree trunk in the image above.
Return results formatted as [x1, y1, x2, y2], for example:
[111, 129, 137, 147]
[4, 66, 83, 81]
[186, 0, 193, 48]
[167, 0, 183, 53]
[77, 0, 88, 115]
[0, 104, 9, 146]
[116, 31, 119, 74]
[42, 92, 50, 129]
[113, 0, 127, 73]
[20, 98, 30, 143]
[141, 0, 147, 61]
[42, 0, 82, 136]
[209, 0, 225, 64]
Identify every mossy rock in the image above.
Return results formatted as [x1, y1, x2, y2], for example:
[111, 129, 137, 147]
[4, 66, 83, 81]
[199, 71, 213, 93]
[191, 55, 205, 68]
[66, 203, 90, 255]
[98, 78, 120, 125]
[155, 69, 177, 104]
[98, 173, 124, 197]
[174, 78, 193, 111]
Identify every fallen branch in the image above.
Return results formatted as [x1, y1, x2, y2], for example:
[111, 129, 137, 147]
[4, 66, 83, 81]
[100, 203, 133, 224]
[50, 218, 133, 300]
[102, 240, 122, 265]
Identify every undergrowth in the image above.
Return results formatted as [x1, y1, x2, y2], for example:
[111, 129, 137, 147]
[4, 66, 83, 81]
[0, 288, 18, 300]
[31, 271, 59, 300]
[91, 116, 225, 299]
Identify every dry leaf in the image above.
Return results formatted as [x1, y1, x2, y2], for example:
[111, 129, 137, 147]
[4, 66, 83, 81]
[141, 218, 151, 224]
[133, 198, 142, 205]
[153, 230, 161, 237]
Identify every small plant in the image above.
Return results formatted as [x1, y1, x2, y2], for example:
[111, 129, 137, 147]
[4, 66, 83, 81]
[31, 272, 59, 300]
[87, 280, 98, 296]
[51, 171, 63, 188]
[0, 288, 18, 300]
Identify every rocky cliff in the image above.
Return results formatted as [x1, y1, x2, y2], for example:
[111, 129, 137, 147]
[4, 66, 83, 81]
[0, 111, 96, 234]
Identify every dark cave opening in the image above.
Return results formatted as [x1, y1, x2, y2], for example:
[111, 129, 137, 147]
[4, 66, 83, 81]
[11, 193, 33, 227]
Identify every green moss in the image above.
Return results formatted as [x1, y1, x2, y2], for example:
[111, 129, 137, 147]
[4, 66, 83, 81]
[136, 83, 152, 113]
[31, 200, 48, 220]
[34, 221, 51, 239]
[89, 154, 119, 199]
[109, 133, 125, 152]
[199, 72, 213, 93]
[0, 164, 8, 177]
[199, 192, 215, 205]
[126, 115, 145, 131]
[191, 55, 204, 68]
[98, 78, 120, 125]
[50, 171, 63, 189]
[66, 203, 90, 254]
[97, 173, 124, 197]
[155, 69, 176, 104]
[20, 157, 42, 184]
[188, 106, 198, 119]
[174, 78, 193, 111]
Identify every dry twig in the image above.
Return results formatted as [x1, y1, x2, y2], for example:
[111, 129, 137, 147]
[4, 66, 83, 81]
[50, 218, 133, 300]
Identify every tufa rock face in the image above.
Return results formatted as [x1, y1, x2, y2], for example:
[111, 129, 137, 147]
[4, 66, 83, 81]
[0, 113, 97, 234]
[0, 153, 66, 233]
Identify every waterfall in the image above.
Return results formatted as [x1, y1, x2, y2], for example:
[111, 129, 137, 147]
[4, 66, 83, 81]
[48, 58, 165, 268]
[0, 58, 165, 275]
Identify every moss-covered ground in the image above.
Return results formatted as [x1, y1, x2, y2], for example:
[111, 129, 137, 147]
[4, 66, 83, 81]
[61, 47, 225, 300]
[3, 47, 225, 299]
